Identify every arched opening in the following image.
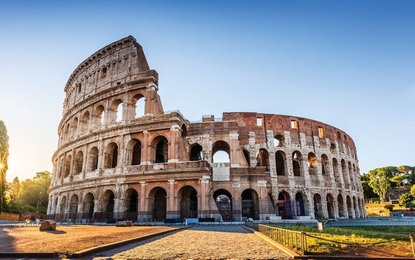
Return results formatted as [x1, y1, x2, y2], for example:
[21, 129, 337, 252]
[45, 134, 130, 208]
[83, 193, 95, 219]
[321, 154, 329, 175]
[308, 152, 317, 175]
[212, 141, 230, 163]
[81, 111, 90, 134]
[333, 158, 341, 183]
[313, 194, 323, 219]
[274, 134, 284, 147]
[346, 195, 352, 218]
[278, 192, 292, 219]
[152, 188, 167, 221]
[292, 151, 302, 176]
[94, 105, 105, 127]
[88, 147, 99, 171]
[179, 186, 198, 219]
[337, 194, 345, 218]
[60, 196, 67, 217]
[256, 149, 269, 170]
[105, 142, 118, 168]
[275, 151, 285, 176]
[295, 192, 307, 216]
[213, 189, 232, 221]
[152, 136, 168, 163]
[189, 144, 203, 161]
[74, 151, 83, 175]
[241, 189, 259, 220]
[69, 195, 78, 222]
[327, 194, 335, 218]
[71, 117, 78, 138]
[353, 196, 358, 218]
[125, 189, 138, 220]
[133, 94, 145, 118]
[108, 99, 123, 124]
[102, 190, 115, 220]
[64, 155, 72, 177]
[132, 140, 142, 165]
[116, 102, 123, 122]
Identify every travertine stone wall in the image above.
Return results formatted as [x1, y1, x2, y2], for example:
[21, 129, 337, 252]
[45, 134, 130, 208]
[48, 36, 365, 223]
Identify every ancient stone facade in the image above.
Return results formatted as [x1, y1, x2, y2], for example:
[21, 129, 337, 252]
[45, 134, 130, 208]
[47, 36, 365, 223]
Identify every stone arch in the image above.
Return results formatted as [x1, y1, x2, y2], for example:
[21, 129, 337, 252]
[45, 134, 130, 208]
[64, 155, 72, 177]
[337, 194, 345, 218]
[60, 196, 67, 216]
[277, 191, 292, 219]
[326, 194, 335, 218]
[353, 196, 358, 218]
[346, 195, 352, 218]
[256, 148, 269, 170]
[102, 189, 115, 219]
[126, 139, 142, 165]
[241, 189, 259, 220]
[83, 192, 95, 219]
[71, 117, 79, 138]
[74, 151, 83, 175]
[313, 193, 323, 219]
[213, 189, 232, 221]
[292, 151, 302, 176]
[69, 194, 79, 221]
[275, 151, 286, 176]
[189, 143, 203, 161]
[81, 111, 90, 134]
[151, 136, 168, 163]
[295, 192, 307, 216]
[274, 134, 284, 147]
[104, 142, 118, 168]
[132, 93, 145, 118]
[178, 186, 198, 219]
[212, 140, 230, 163]
[108, 99, 123, 124]
[321, 154, 329, 175]
[87, 147, 99, 171]
[308, 152, 317, 174]
[149, 187, 167, 221]
[93, 105, 105, 128]
[125, 188, 138, 219]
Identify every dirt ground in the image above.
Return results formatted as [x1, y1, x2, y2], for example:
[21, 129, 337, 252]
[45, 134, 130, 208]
[0, 225, 176, 254]
[0, 225, 413, 258]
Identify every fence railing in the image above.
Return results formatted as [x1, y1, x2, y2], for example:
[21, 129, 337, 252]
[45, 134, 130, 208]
[257, 224, 307, 254]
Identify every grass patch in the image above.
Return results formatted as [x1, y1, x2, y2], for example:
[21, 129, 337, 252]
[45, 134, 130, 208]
[266, 224, 414, 256]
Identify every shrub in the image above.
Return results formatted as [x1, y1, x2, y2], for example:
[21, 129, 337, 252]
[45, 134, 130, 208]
[384, 204, 395, 211]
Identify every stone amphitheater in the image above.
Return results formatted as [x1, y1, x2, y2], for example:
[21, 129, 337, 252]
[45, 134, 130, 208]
[47, 35, 365, 223]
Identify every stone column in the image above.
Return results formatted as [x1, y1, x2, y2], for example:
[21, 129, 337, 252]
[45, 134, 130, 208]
[139, 181, 148, 221]
[167, 179, 177, 218]
[199, 175, 210, 218]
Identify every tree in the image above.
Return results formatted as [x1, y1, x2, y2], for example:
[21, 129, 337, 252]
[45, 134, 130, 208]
[9, 177, 20, 202]
[399, 193, 414, 209]
[19, 171, 51, 213]
[361, 173, 377, 199]
[0, 120, 9, 212]
[367, 168, 391, 203]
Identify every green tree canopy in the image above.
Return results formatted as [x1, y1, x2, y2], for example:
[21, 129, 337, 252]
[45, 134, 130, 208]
[19, 171, 51, 213]
[367, 167, 391, 203]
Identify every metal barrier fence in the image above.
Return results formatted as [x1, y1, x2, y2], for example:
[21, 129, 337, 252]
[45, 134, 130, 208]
[257, 224, 307, 254]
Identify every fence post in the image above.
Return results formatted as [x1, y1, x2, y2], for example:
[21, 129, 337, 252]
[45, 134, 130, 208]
[410, 233, 415, 257]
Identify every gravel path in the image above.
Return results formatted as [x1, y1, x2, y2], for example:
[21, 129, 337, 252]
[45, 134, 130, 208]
[90, 225, 290, 260]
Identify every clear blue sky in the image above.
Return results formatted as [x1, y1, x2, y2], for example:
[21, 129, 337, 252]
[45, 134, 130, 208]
[1, 1, 414, 182]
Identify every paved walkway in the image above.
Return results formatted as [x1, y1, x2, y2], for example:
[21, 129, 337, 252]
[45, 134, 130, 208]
[90, 225, 291, 260]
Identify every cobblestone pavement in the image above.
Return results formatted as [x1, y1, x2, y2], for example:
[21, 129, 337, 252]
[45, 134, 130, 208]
[90, 225, 291, 260]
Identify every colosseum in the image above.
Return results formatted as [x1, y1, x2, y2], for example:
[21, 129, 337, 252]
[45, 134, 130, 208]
[47, 35, 365, 224]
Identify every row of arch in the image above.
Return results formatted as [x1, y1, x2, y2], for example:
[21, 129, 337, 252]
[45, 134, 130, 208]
[60, 93, 146, 144]
[49, 185, 364, 222]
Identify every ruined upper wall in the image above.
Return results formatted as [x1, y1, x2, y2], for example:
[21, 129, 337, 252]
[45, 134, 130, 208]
[62, 36, 158, 114]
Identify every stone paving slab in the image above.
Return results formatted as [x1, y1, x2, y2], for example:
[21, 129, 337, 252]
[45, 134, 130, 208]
[90, 225, 291, 260]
